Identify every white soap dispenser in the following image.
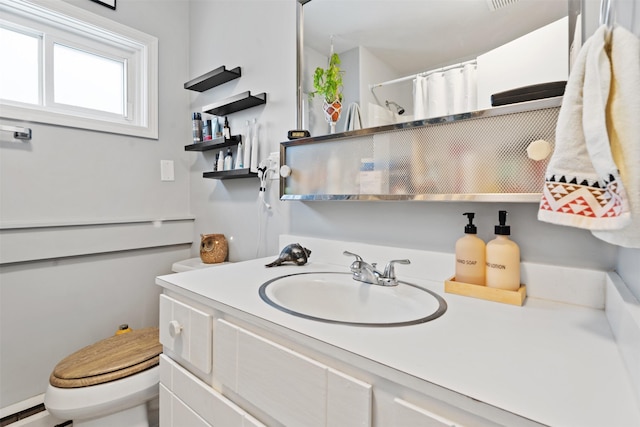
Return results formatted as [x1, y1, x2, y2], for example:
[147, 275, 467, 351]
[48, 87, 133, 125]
[234, 140, 244, 169]
[216, 149, 224, 171]
[486, 210, 520, 291]
[455, 212, 486, 285]
[223, 147, 233, 171]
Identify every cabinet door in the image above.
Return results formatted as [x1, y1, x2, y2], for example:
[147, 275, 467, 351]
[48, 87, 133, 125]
[215, 319, 372, 427]
[159, 294, 212, 373]
[327, 368, 372, 427]
[395, 398, 464, 427]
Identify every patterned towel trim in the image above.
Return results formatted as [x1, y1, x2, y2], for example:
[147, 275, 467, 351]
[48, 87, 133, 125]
[538, 174, 631, 230]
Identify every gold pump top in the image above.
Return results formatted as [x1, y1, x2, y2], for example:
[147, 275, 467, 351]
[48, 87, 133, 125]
[50, 327, 162, 388]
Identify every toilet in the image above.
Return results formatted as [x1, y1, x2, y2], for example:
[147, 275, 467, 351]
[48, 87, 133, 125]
[44, 258, 223, 426]
[44, 327, 162, 427]
[171, 256, 229, 272]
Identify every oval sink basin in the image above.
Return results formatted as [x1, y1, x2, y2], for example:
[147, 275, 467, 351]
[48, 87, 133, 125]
[259, 272, 447, 327]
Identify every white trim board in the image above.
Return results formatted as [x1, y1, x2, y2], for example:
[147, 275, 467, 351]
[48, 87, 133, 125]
[1, 218, 194, 264]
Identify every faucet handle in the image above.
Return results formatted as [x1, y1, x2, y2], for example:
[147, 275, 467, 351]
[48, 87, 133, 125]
[343, 251, 365, 272]
[382, 259, 411, 283]
[343, 250, 363, 262]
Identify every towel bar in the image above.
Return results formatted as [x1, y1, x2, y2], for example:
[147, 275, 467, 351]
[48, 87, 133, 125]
[0, 124, 32, 141]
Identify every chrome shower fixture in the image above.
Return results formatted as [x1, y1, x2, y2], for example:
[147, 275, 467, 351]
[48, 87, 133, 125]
[385, 100, 405, 115]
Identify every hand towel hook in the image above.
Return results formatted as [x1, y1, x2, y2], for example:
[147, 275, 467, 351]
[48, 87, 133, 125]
[0, 124, 31, 141]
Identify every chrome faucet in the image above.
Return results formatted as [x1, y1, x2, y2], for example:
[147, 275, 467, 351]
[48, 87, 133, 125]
[343, 251, 410, 286]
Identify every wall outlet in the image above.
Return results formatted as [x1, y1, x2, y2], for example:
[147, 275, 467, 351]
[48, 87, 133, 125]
[267, 152, 280, 180]
[160, 160, 174, 181]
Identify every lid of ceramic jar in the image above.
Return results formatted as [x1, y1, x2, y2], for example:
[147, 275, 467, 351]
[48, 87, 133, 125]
[50, 327, 162, 388]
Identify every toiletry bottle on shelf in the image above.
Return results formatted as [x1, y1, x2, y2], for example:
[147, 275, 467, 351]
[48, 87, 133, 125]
[223, 147, 233, 170]
[243, 120, 252, 170]
[203, 119, 212, 140]
[486, 210, 520, 291]
[213, 152, 219, 171]
[216, 149, 224, 171]
[214, 118, 223, 138]
[223, 117, 231, 139]
[234, 139, 244, 169]
[250, 118, 259, 173]
[455, 212, 486, 285]
[192, 112, 202, 143]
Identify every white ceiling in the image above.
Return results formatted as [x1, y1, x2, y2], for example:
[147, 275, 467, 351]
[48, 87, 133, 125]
[303, 0, 568, 76]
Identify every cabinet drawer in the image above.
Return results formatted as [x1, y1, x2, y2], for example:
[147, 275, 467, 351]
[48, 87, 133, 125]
[161, 355, 264, 427]
[215, 319, 371, 427]
[159, 294, 212, 373]
[395, 398, 465, 427]
[160, 384, 211, 427]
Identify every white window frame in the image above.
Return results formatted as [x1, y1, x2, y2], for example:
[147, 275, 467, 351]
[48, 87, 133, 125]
[0, 0, 158, 139]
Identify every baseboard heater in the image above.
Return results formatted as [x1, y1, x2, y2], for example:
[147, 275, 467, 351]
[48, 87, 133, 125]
[0, 403, 69, 427]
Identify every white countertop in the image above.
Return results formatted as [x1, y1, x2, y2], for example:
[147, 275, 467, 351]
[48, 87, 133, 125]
[157, 252, 640, 427]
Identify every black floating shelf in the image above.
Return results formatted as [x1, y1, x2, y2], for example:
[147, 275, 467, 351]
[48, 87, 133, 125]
[184, 135, 242, 152]
[184, 66, 241, 92]
[203, 168, 258, 180]
[203, 91, 267, 116]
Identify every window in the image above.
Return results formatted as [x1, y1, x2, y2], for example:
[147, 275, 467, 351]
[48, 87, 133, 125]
[52, 43, 125, 115]
[0, 0, 158, 138]
[0, 25, 40, 105]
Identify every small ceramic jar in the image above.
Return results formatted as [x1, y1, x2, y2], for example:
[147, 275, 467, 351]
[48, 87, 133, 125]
[199, 234, 228, 264]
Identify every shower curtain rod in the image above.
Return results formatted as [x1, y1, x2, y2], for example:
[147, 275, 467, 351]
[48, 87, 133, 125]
[369, 59, 477, 91]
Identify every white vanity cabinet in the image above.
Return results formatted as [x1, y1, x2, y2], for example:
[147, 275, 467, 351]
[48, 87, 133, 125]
[157, 290, 532, 427]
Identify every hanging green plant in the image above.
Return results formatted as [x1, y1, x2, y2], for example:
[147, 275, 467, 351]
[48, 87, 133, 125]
[310, 53, 344, 103]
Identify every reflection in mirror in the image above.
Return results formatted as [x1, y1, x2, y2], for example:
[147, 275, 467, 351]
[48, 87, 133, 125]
[299, 0, 580, 137]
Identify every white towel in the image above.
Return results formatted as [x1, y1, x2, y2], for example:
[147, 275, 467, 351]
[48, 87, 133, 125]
[592, 25, 640, 247]
[538, 25, 631, 231]
[343, 102, 363, 132]
[413, 75, 428, 120]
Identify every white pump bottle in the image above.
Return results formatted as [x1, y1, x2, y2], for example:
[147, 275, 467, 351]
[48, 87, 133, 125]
[486, 210, 520, 291]
[455, 212, 486, 285]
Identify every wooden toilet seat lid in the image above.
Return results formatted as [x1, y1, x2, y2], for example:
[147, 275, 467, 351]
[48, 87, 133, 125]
[50, 327, 162, 388]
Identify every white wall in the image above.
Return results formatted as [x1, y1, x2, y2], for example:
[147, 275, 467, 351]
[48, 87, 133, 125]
[187, 0, 296, 261]
[302, 45, 328, 136]
[0, 0, 192, 409]
[360, 46, 412, 127]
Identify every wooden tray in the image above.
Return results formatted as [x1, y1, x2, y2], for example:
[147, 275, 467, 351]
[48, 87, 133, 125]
[444, 276, 526, 306]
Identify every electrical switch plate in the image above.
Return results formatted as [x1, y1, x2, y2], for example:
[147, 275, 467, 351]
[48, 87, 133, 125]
[161, 160, 174, 181]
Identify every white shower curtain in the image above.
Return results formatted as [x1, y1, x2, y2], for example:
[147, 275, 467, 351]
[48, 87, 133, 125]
[444, 68, 464, 115]
[411, 62, 477, 119]
[462, 63, 478, 112]
[413, 75, 428, 120]
[427, 72, 447, 117]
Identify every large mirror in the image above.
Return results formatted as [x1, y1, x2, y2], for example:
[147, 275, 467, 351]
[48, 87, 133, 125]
[298, 0, 580, 137]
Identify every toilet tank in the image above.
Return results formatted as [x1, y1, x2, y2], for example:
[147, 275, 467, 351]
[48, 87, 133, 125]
[171, 258, 229, 273]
